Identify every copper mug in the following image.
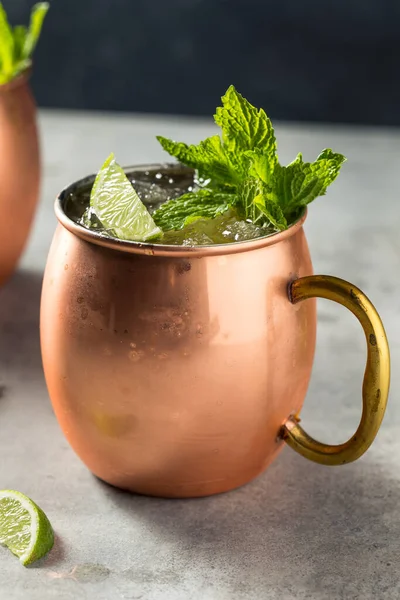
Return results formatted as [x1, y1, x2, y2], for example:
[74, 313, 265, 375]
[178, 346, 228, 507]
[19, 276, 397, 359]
[40, 164, 390, 498]
[0, 71, 40, 286]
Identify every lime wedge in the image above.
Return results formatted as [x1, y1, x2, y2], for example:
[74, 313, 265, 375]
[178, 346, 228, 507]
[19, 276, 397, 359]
[0, 490, 54, 566]
[90, 153, 162, 242]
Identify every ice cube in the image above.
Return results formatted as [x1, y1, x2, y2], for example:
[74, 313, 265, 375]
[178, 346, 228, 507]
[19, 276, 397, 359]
[221, 219, 274, 242]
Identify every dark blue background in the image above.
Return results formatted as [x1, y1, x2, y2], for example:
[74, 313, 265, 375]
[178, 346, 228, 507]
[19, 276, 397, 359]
[6, 0, 400, 125]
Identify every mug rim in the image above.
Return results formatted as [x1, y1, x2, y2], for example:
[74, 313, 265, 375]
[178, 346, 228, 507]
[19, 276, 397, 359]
[55, 162, 307, 258]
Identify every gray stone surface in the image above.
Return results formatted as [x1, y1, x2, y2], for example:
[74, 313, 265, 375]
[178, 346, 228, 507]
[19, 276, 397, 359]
[1, 111, 399, 599]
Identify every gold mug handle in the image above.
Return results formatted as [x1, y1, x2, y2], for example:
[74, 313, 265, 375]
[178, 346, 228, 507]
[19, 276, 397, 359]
[282, 275, 390, 465]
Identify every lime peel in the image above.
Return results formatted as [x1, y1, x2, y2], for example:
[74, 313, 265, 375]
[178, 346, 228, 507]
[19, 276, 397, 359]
[0, 490, 54, 566]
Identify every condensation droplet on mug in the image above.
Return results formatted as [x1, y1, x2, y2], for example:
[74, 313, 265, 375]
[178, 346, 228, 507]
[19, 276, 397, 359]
[64, 264, 68, 270]
[129, 350, 144, 362]
[77, 297, 84, 304]
[102, 346, 112, 356]
[157, 353, 168, 360]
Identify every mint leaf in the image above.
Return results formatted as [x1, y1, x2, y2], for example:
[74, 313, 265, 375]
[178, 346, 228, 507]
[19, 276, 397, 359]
[0, 4, 14, 83]
[13, 26, 27, 62]
[245, 148, 277, 185]
[254, 197, 287, 231]
[22, 2, 49, 60]
[156, 135, 239, 188]
[152, 189, 232, 231]
[237, 179, 287, 231]
[214, 86, 278, 182]
[11, 24, 30, 78]
[215, 85, 277, 155]
[273, 149, 346, 219]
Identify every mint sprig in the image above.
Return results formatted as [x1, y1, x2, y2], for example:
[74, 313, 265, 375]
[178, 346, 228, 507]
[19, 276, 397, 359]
[157, 85, 346, 231]
[0, 2, 49, 85]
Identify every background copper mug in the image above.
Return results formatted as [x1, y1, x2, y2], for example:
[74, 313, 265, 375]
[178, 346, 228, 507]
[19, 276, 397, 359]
[40, 165, 390, 498]
[0, 71, 40, 286]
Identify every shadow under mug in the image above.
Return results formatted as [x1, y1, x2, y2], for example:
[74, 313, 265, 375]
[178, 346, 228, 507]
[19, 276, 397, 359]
[40, 164, 390, 498]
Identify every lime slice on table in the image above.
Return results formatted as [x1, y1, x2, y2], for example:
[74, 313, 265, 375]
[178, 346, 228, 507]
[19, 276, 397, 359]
[0, 490, 54, 566]
[91, 153, 162, 242]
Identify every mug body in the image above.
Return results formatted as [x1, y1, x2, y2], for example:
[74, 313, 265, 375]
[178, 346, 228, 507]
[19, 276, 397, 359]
[41, 166, 316, 498]
[0, 72, 40, 285]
